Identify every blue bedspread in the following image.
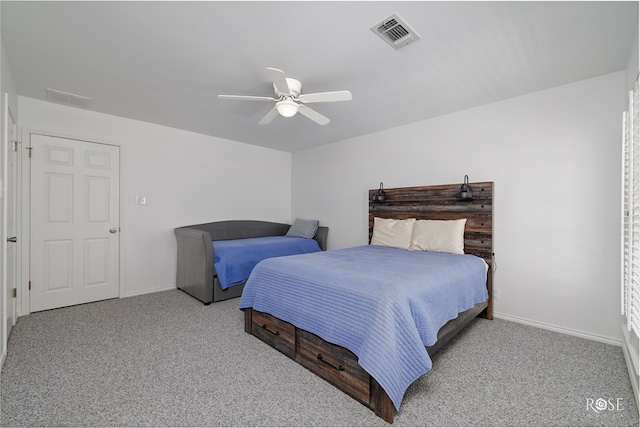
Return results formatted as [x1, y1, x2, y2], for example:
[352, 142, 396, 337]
[238, 245, 488, 410]
[213, 236, 321, 289]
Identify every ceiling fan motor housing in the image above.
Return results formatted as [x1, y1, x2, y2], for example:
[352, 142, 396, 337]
[275, 78, 302, 98]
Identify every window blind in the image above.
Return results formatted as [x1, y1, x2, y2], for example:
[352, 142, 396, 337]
[623, 76, 640, 335]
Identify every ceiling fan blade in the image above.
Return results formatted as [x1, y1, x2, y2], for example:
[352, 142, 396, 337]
[218, 94, 276, 101]
[297, 104, 330, 125]
[298, 90, 352, 104]
[258, 106, 279, 125]
[266, 67, 291, 96]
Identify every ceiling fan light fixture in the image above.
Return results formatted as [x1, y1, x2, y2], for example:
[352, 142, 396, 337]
[276, 98, 299, 117]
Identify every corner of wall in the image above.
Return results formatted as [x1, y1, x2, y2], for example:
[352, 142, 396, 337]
[627, 22, 639, 89]
[1, 38, 19, 121]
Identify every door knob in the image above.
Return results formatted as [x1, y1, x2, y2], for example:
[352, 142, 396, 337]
[6, 236, 16, 243]
[109, 227, 118, 234]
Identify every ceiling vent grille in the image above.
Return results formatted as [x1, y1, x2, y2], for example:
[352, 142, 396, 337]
[46, 88, 92, 108]
[371, 13, 420, 50]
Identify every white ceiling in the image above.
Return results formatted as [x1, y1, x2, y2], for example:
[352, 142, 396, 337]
[2, 1, 638, 152]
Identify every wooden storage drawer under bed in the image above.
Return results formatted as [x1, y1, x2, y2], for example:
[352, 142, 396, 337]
[296, 329, 370, 405]
[249, 310, 296, 359]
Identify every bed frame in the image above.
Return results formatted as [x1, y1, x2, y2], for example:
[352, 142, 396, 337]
[175, 220, 328, 304]
[244, 182, 494, 423]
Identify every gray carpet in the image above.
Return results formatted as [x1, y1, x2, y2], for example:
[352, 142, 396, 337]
[0, 290, 638, 427]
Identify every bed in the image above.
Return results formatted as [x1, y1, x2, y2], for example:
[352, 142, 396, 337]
[174, 220, 328, 304]
[239, 182, 494, 423]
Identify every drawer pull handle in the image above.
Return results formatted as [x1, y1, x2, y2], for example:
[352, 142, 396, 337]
[317, 353, 345, 372]
[261, 324, 280, 336]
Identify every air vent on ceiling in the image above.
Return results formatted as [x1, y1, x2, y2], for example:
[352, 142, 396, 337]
[371, 13, 420, 50]
[46, 88, 92, 108]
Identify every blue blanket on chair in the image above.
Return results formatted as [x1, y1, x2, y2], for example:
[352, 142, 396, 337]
[239, 245, 488, 410]
[213, 236, 321, 289]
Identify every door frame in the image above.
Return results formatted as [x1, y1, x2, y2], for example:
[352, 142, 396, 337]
[1, 93, 19, 364]
[20, 129, 126, 316]
[3, 95, 18, 335]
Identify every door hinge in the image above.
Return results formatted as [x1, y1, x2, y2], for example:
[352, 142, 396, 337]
[27, 147, 32, 158]
[28, 280, 31, 291]
[12, 288, 16, 298]
[12, 141, 18, 152]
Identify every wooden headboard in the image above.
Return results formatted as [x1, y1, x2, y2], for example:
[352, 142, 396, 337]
[368, 181, 494, 265]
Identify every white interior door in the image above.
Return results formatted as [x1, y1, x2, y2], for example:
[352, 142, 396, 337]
[5, 102, 17, 335]
[30, 134, 120, 312]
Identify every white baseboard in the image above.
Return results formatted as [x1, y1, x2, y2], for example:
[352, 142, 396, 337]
[493, 312, 622, 346]
[123, 285, 176, 298]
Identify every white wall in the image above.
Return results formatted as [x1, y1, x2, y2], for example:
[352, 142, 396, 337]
[18, 97, 292, 303]
[292, 71, 626, 344]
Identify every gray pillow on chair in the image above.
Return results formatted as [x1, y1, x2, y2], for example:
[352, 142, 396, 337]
[286, 218, 319, 239]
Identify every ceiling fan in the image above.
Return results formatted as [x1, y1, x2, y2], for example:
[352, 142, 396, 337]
[218, 68, 352, 125]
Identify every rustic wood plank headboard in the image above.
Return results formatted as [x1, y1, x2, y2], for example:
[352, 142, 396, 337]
[368, 181, 494, 265]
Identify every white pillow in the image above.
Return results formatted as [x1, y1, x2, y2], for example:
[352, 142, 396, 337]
[370, 217, 416, 249]
[409, 219, 467, 254]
